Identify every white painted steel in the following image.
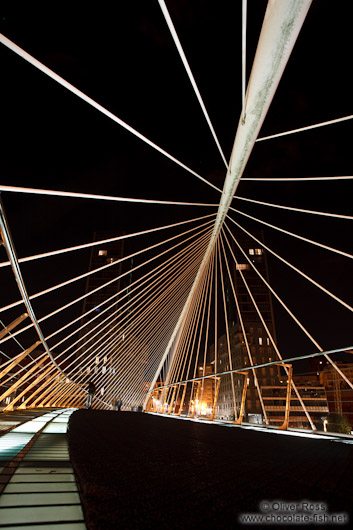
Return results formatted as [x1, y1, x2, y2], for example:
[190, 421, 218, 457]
[144, 0, 313, 409]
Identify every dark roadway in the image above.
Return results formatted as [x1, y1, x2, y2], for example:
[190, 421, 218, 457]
[67, 411, 353, 529]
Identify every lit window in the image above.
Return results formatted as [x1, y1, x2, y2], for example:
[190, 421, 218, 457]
[255, 249, 263, 255]
[98, 250, 107, 256]
[249, 249, 255, 255]
[258, 337, 263, 345]
[236, 264, 250, 270]
[266, 338, 270, 345]
[96, 356, 100, 365]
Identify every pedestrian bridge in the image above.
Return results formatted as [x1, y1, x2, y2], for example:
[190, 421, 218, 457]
[0, 1, 352, 438]
[0, 408, 352, 528]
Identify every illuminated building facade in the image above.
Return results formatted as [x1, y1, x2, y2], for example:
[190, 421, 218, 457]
[78, 233, 125, 401]
[195, 364, 216, 416]
[262, 380, 329, 429]
[318, 362, 353, 427]
[211, 231, 280, 422]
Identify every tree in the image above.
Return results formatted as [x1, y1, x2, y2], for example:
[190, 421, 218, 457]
[326, 413, 352, 434]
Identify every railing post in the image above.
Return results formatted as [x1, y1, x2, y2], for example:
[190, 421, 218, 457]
[278, 363, 293, 431]
[18, 371, 57, 409]
[0, 341, 41, 380]
[177, 383, 187, 416]
[188, 380, 201, 419]
[233, 371, 249, 425]
[0, 354, 47, 405]
[3, 365, 52, 412]
[209, 376, 221, 422]
[0, 313, 28, 341]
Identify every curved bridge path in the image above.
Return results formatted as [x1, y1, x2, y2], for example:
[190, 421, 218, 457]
[0, 408, 85, 529]
[68, 410, 353, 529]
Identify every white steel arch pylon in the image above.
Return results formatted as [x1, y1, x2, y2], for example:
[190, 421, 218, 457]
[144, 0, 313, 409]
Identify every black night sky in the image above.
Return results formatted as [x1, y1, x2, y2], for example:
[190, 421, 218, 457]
[0, 1, 352, 367]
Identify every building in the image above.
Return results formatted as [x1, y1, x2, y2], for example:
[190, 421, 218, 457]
[262, 379, 329, 429]
[81, 232, 125, 325]
[194, 364, 217, 417]
[207, 229, 329, 429]
[212, 322, 280, 422]
[78, 233, 153, 408]
[210, 230, 281, 422]
[78, 233, 125, 400]
[318, 362, 353, 428]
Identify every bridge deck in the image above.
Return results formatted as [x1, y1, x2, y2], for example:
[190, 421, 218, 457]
[68, 410, 353, 529]
[0, 408, 85, 529]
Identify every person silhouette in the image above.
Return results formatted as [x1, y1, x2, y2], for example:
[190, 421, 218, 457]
[86, 381, 96, 409]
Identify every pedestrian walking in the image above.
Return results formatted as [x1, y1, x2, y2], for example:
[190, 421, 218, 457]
[86, 381, 96, 409]
[116, 398, 123, 411]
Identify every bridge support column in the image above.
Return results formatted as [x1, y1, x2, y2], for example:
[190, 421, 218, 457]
[188, 380, 201, 419]
[278, 363, 293, 431]
[3, 366, 53, 412]
[60, 384, 85, 408]
[209, 376, 221, 422]
[0, 354, 47, 407]
[18, 371, 57, 409]
[177, 383, 187, 416]
[0, 341, 40, 381]
[29, 376, 62, 408]
[233, 371, 249, 425]
[167, 385, 177, 415]
[51, 381, 77, 407]
[0, 313, 28, 341]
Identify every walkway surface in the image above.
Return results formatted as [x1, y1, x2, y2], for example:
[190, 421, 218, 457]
[1, 409, 353, 529]
[69, 410, 353, 529]
[0, 408, 85, 529]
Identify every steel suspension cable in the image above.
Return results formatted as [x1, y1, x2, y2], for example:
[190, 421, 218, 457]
[229, 206, 353, 260]
[52, 234, 205, 359]
[241, 176, 353, 182]
[46, 223, 214, 352]
[0, 221, 215, 346]
[0, 212, 216, 269]
[63, 237, 209, 378]
[221, 228, 316, 429]
[223, 222, 353, 391]
[65, 239, 208, 384]
[158, 0, 228, 168]
[0, 35, 221, 194]
[219, 229, 268, 422]
[217, 238, 237, 417]
[168, 250, 214, 388]
[256, 114, 353, 142]
[226, 215, 353, 314]
[233, 195, 353, 220]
